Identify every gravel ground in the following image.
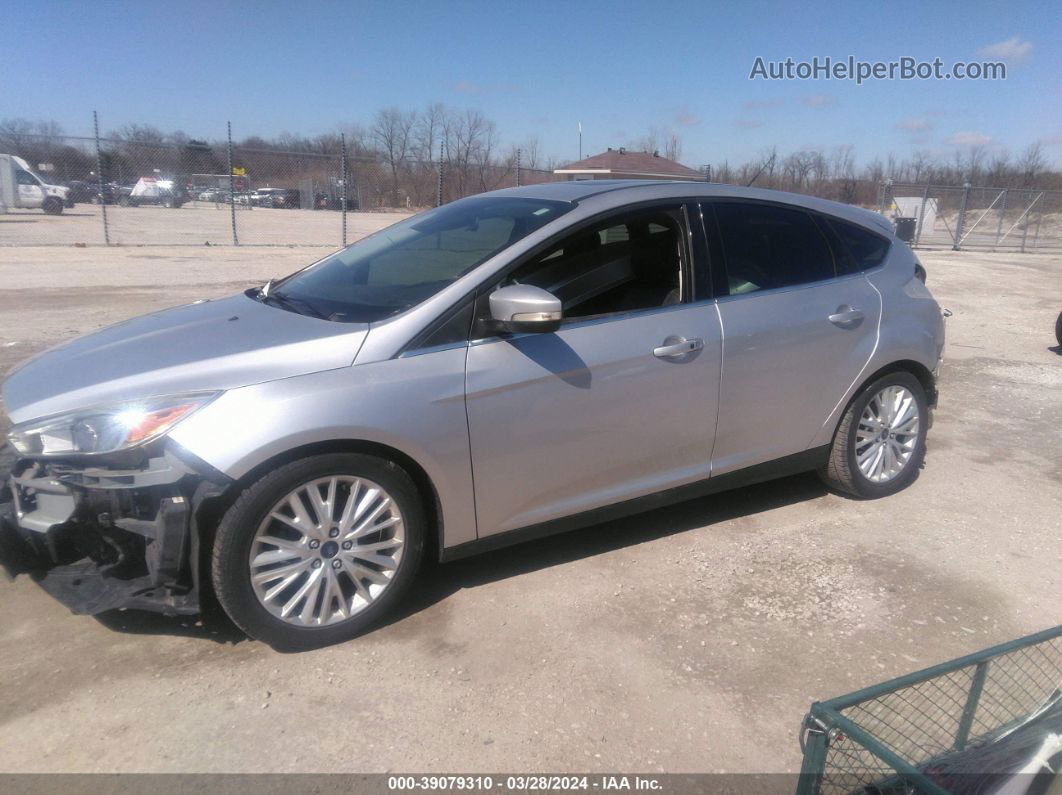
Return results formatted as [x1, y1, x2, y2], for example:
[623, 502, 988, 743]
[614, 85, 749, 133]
[0, 245, 1059, 774]
[0, 203, 410, 247]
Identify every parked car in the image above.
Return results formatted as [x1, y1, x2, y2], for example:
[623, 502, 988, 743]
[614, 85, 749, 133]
[62, 180, 98, 206]
[90, 182, 131, 205]
[0, 181, 946, 649]
[255, 187, 301, 208]
[0, 154, 70, 214]
[118, 177, 188, 208]
[197, 187, 227, 202]
[313, 192, 358, 211]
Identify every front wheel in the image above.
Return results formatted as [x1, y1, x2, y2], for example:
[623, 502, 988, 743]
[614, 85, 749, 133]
[42, 197, 64, 215]
[819, 371, 928, 498]
[211, 453, 425, 650]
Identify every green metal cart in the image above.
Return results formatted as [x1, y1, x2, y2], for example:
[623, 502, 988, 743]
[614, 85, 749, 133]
[797, 625, 1062, 794]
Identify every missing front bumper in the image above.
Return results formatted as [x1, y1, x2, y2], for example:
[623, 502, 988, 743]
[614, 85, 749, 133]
[0, 445, 220, 616]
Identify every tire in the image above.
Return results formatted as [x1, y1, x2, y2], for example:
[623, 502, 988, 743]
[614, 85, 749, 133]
[211, 453, 426, 650]
[42, 197, 64, 215]
[91, 194, 102, 205]
[161, 196, 174, 209]
[118, 195, 131, 207]
[1055, 310, 1062, 347]
[819, 371, 929, 499]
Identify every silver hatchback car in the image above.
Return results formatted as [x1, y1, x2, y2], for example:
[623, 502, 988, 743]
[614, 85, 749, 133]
[0, 181, 945, 649]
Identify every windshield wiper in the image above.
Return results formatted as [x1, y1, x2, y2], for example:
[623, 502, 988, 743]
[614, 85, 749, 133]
[260, 290, 328, 320]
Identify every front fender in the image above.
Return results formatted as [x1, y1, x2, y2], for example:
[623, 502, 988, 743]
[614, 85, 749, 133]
[169, 349, 477, 548]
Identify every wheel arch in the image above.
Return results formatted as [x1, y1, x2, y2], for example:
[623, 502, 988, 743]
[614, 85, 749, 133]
[815, 358, 937, 450]
[189, 439, 445, 606]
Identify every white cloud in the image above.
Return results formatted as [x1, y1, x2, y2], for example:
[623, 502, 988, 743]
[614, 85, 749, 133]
[897, 118, 932, 133]
[946, 131, 995, 147]
[735, 118, 765, 129]
[977, 35, 1033, 62]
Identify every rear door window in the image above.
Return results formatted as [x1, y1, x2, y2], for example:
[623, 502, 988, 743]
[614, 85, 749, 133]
[827, 217, 891, 275]
[711, 202, 836, 295]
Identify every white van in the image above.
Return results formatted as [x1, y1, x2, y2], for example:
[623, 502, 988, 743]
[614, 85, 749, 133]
[0, 154, 70, 214]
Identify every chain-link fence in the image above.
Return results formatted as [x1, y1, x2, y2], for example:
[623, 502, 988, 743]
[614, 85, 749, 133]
[5, 114, 1062, 251]
[879, 181, 1062, 252]
[0, 114, 561, 247]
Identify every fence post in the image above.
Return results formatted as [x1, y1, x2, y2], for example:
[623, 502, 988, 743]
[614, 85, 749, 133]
[1020, 192, 1031, 253]
[914, 185, 929, 247]
[995, 189, 1008, 248]
[227, 122, 239, 246]
[1031, 193, 1044, 251]
[436, 141, 444, 207]
[877, 181, 887, 215]
[796, 715, 828, 795]
[340, 133, 348, 247]
[93, 110, 110, 246]
[953, 183, 970, 250]
[516, 148, 522, 187]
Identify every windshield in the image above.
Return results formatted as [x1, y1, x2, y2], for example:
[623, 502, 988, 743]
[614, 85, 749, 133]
[269, 196, 571, 322]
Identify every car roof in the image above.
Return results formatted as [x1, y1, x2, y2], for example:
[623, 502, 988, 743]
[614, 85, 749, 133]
[482, 179, 894, 235]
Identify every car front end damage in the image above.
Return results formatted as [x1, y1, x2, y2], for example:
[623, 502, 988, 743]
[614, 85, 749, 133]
[0, 442, 229, 616]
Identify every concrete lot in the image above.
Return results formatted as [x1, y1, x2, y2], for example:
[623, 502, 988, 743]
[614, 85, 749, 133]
[0, 244, 1058, 774]
[0, 203, 410, 247]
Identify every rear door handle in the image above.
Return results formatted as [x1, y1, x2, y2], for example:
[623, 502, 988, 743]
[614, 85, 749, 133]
[653, 336, 703, 358]
[828, 305, 864, 327]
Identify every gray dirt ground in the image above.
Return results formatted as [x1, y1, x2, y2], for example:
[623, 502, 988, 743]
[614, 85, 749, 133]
[0, 244, 1058, 774]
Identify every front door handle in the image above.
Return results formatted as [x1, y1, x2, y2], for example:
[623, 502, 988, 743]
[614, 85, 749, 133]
[653, 336, 703, 358]
[828, 305, 864, 327]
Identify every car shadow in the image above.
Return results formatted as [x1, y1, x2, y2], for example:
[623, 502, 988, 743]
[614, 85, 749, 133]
[93, 605, 247, 644]
[92, 472, 829, 647]
[381, 472, 829, 630]
[1048, 345, 1061, 356]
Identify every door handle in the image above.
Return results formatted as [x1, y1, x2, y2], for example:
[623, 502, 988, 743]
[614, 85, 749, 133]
[653, 336, 703, 358]
[828, 305, 864, 327]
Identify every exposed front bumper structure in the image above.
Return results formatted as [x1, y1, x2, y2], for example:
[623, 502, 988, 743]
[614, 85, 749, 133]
[0, 442, 229, 616]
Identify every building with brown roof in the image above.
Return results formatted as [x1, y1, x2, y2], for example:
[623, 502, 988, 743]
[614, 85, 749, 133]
[554, 148, 704, 181]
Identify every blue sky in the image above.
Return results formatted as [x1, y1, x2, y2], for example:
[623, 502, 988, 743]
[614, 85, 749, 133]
[6, 0, 1060, 167]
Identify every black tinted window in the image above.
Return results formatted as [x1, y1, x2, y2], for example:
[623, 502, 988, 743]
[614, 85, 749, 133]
[713, 202, 835, 294]
[828, 218, 890, 275]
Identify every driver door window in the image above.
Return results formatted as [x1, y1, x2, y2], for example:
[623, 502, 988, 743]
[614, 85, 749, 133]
[507, 206, 688, 321]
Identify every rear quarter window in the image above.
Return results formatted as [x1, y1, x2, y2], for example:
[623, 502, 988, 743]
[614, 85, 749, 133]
[828, 218, 891, 275]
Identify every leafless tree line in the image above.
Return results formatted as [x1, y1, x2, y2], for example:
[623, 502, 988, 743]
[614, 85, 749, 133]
[2, 113, 1059, 211]
[711, 142, 1057, 206]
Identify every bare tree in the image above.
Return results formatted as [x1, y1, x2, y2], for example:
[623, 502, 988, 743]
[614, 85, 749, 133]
[1016, 142, 1046, 187]
[372, 107, 416, 205]
[664, 131, 682, 162]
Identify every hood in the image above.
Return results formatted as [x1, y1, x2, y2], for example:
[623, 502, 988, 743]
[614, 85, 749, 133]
[3, 293, 368, 425]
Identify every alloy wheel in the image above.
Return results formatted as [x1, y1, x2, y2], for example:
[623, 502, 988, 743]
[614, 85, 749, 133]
[854, 385, 920, 483]
[248, 475, 405, 627]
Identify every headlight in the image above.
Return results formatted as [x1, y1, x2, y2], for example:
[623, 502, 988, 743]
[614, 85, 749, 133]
[8, 392, 220, 456]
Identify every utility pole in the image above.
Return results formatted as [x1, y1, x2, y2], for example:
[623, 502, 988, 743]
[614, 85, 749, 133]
[578, 122, 582, 161]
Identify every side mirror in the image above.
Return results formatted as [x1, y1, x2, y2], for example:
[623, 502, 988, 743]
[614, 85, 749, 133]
[489, 284, 562, 334]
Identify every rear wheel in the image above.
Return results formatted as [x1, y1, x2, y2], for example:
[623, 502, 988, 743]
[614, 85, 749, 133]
[1055, 310, 1062, 346]
[819, 371, 928, 498]
[42, 197, 64, 215]
[212, 453, 425, 650]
